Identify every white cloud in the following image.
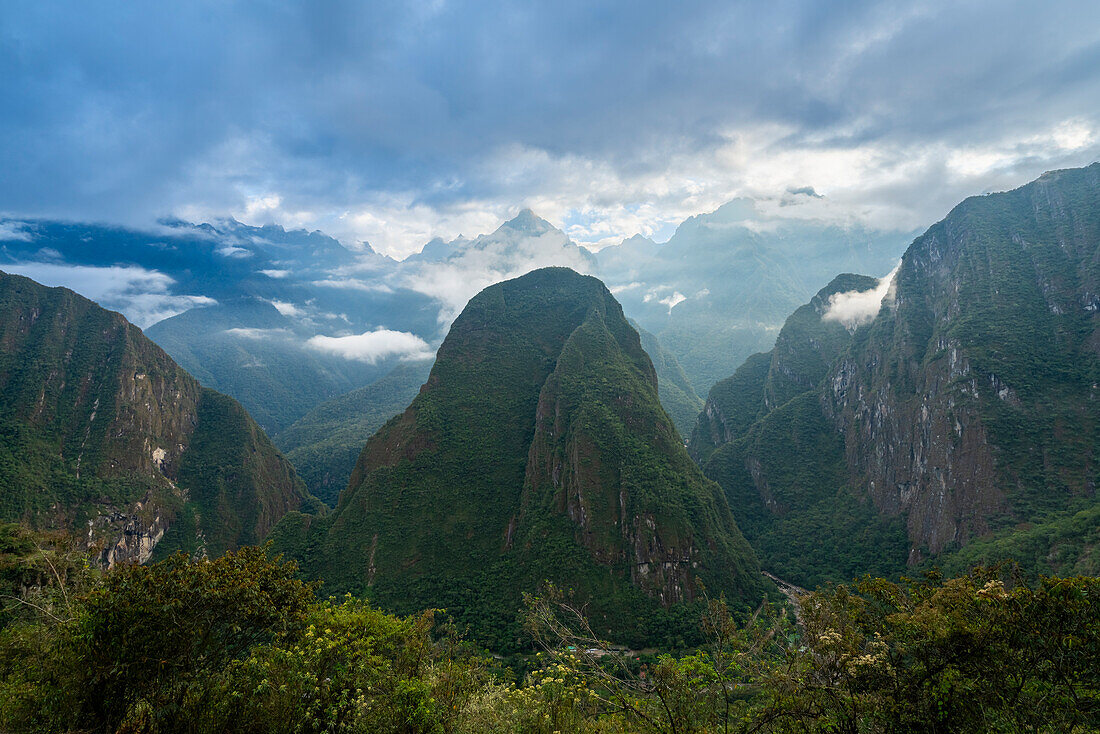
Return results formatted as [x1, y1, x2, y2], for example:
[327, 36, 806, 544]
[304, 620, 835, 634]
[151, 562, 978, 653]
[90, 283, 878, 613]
[306, 328, 435, 363]
[260, 268, 290, 278]
[267, 300, 303, 318]
[400, 220, 596, 325]
[217, 244, 252, 258]
[0, 221, 34, 242]
[658, 292, 687, 313]
[1, 261, 215, 327]
[224, 327, 292, 340]
[312, 277, 395, 293]
[823, 263, 900, 329]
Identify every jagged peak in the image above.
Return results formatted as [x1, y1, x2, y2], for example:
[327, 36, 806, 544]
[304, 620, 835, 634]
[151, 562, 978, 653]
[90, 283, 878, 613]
[499, 208, 555, 235]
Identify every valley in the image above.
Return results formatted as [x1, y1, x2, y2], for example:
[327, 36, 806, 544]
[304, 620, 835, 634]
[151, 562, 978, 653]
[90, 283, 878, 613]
[1, 164, 1098, 731]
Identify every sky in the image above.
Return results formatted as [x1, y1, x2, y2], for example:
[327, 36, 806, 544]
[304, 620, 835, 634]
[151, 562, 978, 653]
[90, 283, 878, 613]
[3, 1, 1100, 258]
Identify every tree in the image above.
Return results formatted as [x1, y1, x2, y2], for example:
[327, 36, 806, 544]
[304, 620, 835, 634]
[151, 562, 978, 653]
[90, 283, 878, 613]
[73, 545, 315, 731]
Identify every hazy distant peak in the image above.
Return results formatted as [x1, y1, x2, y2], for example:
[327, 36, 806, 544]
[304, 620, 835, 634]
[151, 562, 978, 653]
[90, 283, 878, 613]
[623, 233, 657, 246]
[499, 208, 554, 234]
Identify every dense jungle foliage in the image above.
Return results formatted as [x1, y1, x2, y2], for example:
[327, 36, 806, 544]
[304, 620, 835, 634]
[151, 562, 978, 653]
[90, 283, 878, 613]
[1, 527, 1096, 733]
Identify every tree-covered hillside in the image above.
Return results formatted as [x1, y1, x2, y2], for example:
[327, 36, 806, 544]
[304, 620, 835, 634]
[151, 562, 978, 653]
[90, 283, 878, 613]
[273, 360, 434, 506]
[272, 268, 767, 650]
[699, 164, 1100, 588]
[0, 270, 320, 563]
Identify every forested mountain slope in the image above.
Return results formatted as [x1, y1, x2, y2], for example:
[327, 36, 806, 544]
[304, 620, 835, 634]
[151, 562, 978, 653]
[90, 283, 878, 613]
[0, 271, 320, 564]
[271, 268, 766, 649]
[699, 164, 1100, 586]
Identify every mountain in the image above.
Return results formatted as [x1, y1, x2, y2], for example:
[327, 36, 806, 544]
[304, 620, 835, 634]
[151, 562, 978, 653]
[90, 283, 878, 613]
[275, 327, 699, 506]
[596, 200, 911, 394]
[1, 206, 907, 433]
[698, 164, 1100, 587]
[273, 360, 434, 506]
[688, 273, 881, 464]
[691, 274, 910, 586]
[271, 267, 765, 649]
[633, 322, 704, 440]
[0, 270, 320, 565]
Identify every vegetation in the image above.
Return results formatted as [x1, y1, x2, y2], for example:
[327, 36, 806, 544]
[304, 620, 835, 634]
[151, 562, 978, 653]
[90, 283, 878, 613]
[146, 299, 401, 435]
[0, 270, 319, 561]
[1, 533, 1096, 733]
[698, 163, 1100, 586]
[272, 268, 767, 650]
[633, 323, 705, 441]
[274, 361, 434, 506]
[690, 275, 908, 588]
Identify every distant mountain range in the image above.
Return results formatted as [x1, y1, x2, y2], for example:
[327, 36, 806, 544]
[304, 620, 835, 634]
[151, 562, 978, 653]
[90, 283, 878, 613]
[0, 203, 909, 436]
[1, 163, 1098, 654]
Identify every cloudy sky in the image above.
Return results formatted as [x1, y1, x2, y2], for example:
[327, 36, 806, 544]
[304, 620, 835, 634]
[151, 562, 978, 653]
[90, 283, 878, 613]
[3, 1, 1100, 257]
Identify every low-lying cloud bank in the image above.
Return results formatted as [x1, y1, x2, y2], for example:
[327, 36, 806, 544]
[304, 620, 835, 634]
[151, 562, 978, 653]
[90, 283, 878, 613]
[306, 328, 435, 364]
[1, 261, 215, 327]
[823, 264, 900, 329]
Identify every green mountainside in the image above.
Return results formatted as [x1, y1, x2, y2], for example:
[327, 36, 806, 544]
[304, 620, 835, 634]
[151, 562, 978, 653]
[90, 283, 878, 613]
[0, 271, 319, 563]
[690, 275, 909, 586]
[632, 323, 704, 440]
[688, 274, 880, 465]
[275, 325, 699, 507]
[274, 361, 434, 506]
[698, 164, 1100, 588]
[271, 267, 766, 649]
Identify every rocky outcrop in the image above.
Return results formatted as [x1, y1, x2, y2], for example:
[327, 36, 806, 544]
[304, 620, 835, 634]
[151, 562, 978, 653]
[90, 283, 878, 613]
[701, 165, 1100, 585]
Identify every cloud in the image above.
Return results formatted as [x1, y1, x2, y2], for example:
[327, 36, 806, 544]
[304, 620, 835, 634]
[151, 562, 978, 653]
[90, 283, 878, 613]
[1, 261, 215, 327]
[644, 289, 687, 313]
[0, 221, 34, 242]
[224, 327, 293, 340]
[306, 328, 434, 364]
[823, 263, 900, 329]
[260, 268, 290, 278]
[311, 277, 395, 293]
[267, 300, 303, 318]
[2, 2, 1100, 254]
[399, 216, 596, 325]
[217, 244, 252, 258]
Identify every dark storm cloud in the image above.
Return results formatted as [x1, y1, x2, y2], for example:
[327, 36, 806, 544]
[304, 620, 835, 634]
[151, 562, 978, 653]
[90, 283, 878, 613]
[1, 0, 1099, 251]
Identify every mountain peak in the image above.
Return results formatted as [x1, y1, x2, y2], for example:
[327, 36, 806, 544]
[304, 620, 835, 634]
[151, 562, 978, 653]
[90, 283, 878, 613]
[501, 208, 553, 234]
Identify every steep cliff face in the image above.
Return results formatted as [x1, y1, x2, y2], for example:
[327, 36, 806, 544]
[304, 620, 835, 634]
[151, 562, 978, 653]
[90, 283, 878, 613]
[0, 271, 317, 563]
[693, 275, 908, 587]
[825, 164, 1100, 560]
[699, 164, 1100, 586]
[273, 267, 765, 649]
[520, 307, 756, 606]
[689, 274, 880, 464]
